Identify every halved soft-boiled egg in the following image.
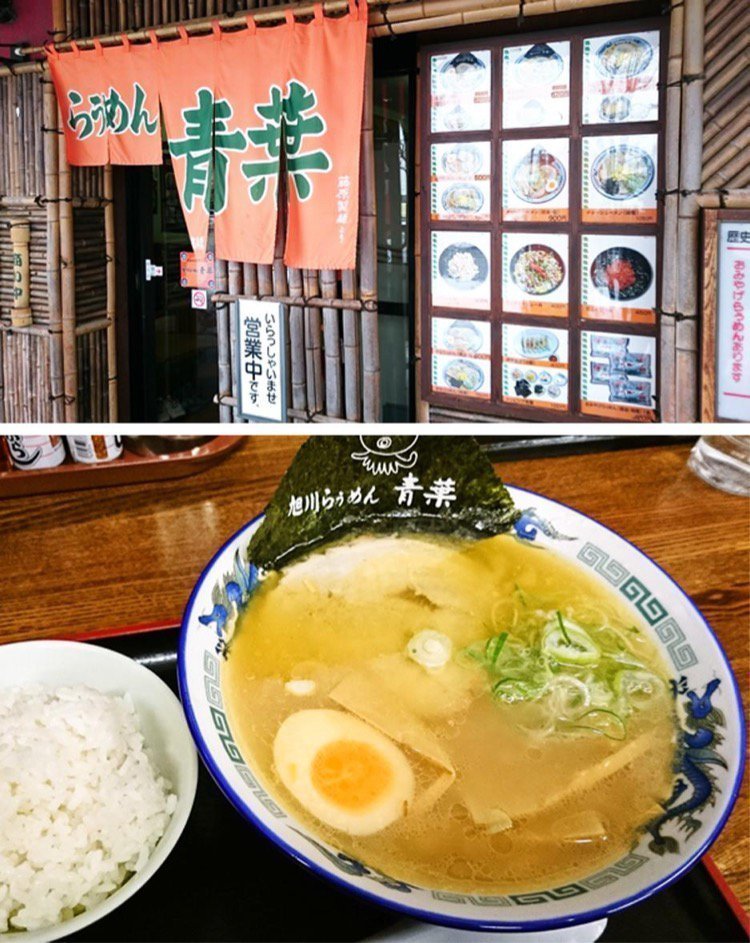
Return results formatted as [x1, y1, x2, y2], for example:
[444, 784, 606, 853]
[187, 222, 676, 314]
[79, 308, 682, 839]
[273, 709, 415, 836]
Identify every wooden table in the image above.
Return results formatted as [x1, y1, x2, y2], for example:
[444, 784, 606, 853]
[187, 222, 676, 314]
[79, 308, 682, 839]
[1, 437, 747, 913]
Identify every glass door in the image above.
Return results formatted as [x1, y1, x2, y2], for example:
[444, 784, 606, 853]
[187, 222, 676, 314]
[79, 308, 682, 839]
[374, 62, 415, 422]
[125, 151, 219, 422]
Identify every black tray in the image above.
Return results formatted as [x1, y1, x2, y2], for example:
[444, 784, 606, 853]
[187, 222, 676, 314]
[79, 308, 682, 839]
[62, 627, 749, 943]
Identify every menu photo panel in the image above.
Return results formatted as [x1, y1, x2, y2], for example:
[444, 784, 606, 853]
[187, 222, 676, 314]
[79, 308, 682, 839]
[581, 233, 656, 324]
[580, 330, 656, 420]
[431, 230, 491, 311]
[431, 142, 491, 223]
[431, 316, 492, 400]
[582, 133, 658, 224]
[502, 231, 569, 318]
[502, 323, 570, 411]
[502, 41, 570, 129]
[502, 138, 569, 223]
[582, 30, 660, 125]
[430, 50, 491, 133]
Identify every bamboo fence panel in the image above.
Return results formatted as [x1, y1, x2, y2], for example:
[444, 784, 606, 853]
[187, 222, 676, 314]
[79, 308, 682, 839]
[703, 0, 750, 192]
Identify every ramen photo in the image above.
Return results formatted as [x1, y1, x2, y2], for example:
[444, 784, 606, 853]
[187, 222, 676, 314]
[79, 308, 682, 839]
[511, 149, 566, 204]
[591, 146, 655, 201]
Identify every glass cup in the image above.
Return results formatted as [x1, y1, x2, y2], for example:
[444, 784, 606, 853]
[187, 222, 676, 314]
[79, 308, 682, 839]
[688, 436, 750, 497]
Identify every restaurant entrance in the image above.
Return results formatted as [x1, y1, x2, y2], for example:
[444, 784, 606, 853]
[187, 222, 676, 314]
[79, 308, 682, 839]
[122, 153, 219, 422]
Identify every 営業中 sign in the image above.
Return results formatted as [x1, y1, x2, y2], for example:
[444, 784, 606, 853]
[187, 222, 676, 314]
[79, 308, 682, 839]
[235, 299, 286, 423]
[715, 221, 750, 421]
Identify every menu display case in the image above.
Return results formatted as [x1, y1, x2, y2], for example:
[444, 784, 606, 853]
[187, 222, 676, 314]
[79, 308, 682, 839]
[420, 19, 664, 421]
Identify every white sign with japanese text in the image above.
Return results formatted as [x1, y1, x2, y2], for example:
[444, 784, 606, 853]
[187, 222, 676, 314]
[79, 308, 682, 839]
[716, 221, 750, 421]
[235, 299, 286, 423]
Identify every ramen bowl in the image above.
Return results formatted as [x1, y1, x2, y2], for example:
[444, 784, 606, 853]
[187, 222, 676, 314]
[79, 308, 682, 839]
[179, 487, 744, 936]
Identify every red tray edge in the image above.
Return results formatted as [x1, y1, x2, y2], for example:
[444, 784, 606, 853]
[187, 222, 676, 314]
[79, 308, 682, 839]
[11, 619, 750, 931]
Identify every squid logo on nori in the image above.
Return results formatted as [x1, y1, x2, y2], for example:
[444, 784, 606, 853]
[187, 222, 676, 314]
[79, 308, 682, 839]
[351, 436, 419, 476]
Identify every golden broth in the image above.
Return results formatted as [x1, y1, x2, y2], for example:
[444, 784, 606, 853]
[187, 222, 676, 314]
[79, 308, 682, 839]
[222, 533, 677, 893]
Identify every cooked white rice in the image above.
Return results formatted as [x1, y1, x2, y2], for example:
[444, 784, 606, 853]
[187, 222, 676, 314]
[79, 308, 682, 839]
[0, 685, 177, 933]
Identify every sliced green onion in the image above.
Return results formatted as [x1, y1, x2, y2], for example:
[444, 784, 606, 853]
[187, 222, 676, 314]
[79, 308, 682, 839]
[556, 610, 572, 646]
[485, 632, 509, 668]
[492, 676, 546, 703]
[406, 630, 453, 670]
[543, 619, 600, 666]
[567, 708, 627, 741]
[614, 668, 663, 702]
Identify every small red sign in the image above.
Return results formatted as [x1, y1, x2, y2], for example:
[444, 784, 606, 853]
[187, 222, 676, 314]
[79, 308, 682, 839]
[180, 251, 215, 289]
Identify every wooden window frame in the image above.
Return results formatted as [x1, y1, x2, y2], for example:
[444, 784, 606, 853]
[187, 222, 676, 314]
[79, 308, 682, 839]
[418, 15, 667, 422]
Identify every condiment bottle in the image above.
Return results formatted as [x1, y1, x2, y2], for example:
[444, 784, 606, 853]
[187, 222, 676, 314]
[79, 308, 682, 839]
[6, 435, 66, 470]
[67, 435, 124, 464]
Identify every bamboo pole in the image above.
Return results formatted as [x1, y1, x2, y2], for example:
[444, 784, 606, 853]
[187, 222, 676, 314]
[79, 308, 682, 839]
[228, 259, 243, 422]
[212, 292, 372, 310]
[216, 300, 232, 423]
[58, 101, 78, 421]
[320, 268, 342, 418]
[103, 165, 117, 420]
[43, 78, 65, 422]
[674, 0, 704, 424]
[302, 267, 324, 415]
[286, 266, 308, 419]
[696, 190, 750, 209]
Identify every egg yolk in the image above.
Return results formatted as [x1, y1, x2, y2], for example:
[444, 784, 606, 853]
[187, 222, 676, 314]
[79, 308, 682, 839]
[311, 739, 393, 810]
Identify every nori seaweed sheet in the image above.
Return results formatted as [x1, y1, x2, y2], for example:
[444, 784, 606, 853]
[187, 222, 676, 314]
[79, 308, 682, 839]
[247, 436, 519, 570]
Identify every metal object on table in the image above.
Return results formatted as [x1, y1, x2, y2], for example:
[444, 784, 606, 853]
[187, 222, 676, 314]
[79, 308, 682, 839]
[124, 436, 215, 457]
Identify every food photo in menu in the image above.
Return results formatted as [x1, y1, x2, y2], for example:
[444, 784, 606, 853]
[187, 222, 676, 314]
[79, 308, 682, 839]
[581, 330, 656, 420]
[501, 323, 569, 411]
[430, 50, 491, 132]
[431, 316, 491, 400]
[431, 142, 491, 222]
[582, 134, 658, 224]
[581, 233, 656, 323]
[582, 31, 660, 125]
[502, 232, 569, 318]
[502, 139, 569, 223]
[431, 230, 491, 311]
[502, 41, 570, 128]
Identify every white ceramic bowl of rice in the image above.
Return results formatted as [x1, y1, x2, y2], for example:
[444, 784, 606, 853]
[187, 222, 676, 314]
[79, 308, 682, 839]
[0, 639, 199, 943]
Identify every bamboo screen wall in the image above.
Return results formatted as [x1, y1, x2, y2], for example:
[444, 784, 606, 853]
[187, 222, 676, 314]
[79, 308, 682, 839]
[0, 61, 112, 423]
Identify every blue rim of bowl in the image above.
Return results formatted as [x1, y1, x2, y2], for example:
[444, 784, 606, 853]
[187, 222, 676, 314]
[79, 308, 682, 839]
[178, 487, 746, 933]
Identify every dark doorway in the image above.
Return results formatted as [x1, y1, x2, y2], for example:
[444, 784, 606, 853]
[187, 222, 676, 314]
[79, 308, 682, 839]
[123, 152, 219, 422]
[374, 38, 417, 422]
